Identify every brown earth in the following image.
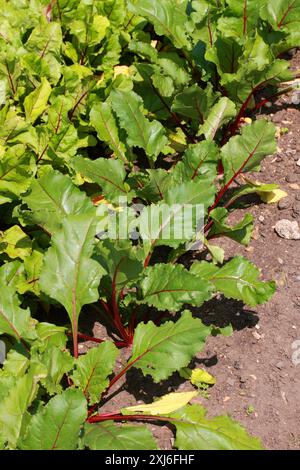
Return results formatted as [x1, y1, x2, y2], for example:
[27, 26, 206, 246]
[80, 51, 300, 450]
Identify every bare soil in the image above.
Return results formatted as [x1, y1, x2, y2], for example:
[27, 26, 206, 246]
[80, 51, 300, 450]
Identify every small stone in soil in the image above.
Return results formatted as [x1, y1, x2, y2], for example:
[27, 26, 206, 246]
[293, 202, 300, 217]
[274, 219, 300, 240]
[286, 174, 299, 183]
[278, 198, 291, 210]
[259, 215, 265, 222]
[227, 378, 235, 386]
[276, 361, 284, 369]
[295, 193, 300, 201]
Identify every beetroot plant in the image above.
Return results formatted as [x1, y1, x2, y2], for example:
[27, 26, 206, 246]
[0, 0, 299, 450]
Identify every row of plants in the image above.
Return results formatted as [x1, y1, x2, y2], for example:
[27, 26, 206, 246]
[0, 0, 299, 450]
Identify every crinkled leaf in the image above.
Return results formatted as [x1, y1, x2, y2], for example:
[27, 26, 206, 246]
[24, 78, 51, 123]
[71, 342, 119, 405]
[130, 310, 213, 382]
[170, 404, 263, 450]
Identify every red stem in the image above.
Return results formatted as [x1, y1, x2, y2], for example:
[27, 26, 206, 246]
[207, 13, 213, 47]
[87, 412, 172, 424]
[111, 260, 131, 344]
[67, 331, 127, 348]
[243, 0, 247, 35]
[277, 1, 295, 28]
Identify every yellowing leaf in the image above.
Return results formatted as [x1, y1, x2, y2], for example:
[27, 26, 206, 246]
[114, 66, 130, 78]
[0, 226, 32, 260]
[258, 188, 288, 204]
[191, 369, 216, 386]
[122, 391, 198, 416]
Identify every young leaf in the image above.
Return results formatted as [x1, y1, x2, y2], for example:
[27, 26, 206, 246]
[137, 264, 213, 311]
[39, 214, 105, 342]
[122, 391, 198, 416]
[19, 389, 87, 450]
[90, 102, 129, 163]
[129, 310, 213, 382]
[191, 256, 276, 306]
[221, 120, 276, 183]
[24, 78, 51, 123]
[169, 404, 263, 450]
[110, 89, 168, 160]
[84, 422, 157, 450]
[71, 342, 119, 404]
[23, 170, 94, 233]
[171, 84, 216, 122]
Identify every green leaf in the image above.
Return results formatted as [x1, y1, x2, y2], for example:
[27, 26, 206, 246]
[0, 145, 35, 205]
[191, 256, 276, 306]
[71, 342, 119, 405]
[84, 422, 157, 450]
[90, 102, 129, 163]
[39, 214, 104, 332]
[39, 346, 74, 395]
[110, 89, 168, 160]
[127, 0, 191, 49]
[24, 78, 52, 123]
[129, 310, 213, 382]
[20, 389, 87, 450]
[137, 264, 213, 311]
[208, 207, 254, 245]
[221, 120, 276, 183]
[260, 0, 300, 32]
[23, 169, 94, 233]
[73, 156, 132, 203]
[0, 364, 47, 447]
[169, 404, 263, 450]
[0, 285, 36, 341]
[173, 141, 219, 183]
[171, 84, 216, 122]
[138, 180, 216, 251]
[198, 97, 236, 140]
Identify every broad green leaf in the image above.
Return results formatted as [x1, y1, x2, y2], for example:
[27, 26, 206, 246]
[171, 84, 216, 122]
[122, 391, 198, 415]
[221, 120, 276, 183]
[40, 214, 104, 332]
[127, 0, 191, 49]
[0, 260, 25, 290]
[2, 348, 29, 378]
[0, 225, 32, 260]
[170, 404, 263, 450]
[20, 389, 87, 450]
[138, 180, 216, 251]
[24, 78, 51, 123]
[205, 36, 242, 75]
[208, 207, 253, 245]
[0, 145, 35, 205]
[84, 422, 157, 450]
[0, 285, 36, 341]
[73, 156, 132, 203]
[39, 346, 74, 395]
[35, 322, 68, 351]
[71, 342, 119, 405]
[260, 0, 300, 32]
[17, 248, 44, 295]
[90, 102, 129, 163]
[0, 364, 47, 448]
[23, 170, 94, 233]
[130, 310, 213, 382]
[191, 256, 276, 306]
[198, 97, 236, 140]
[110, 89, 168, 160]
[137, 264, 213, 311]
[173, 141, 219, 183]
